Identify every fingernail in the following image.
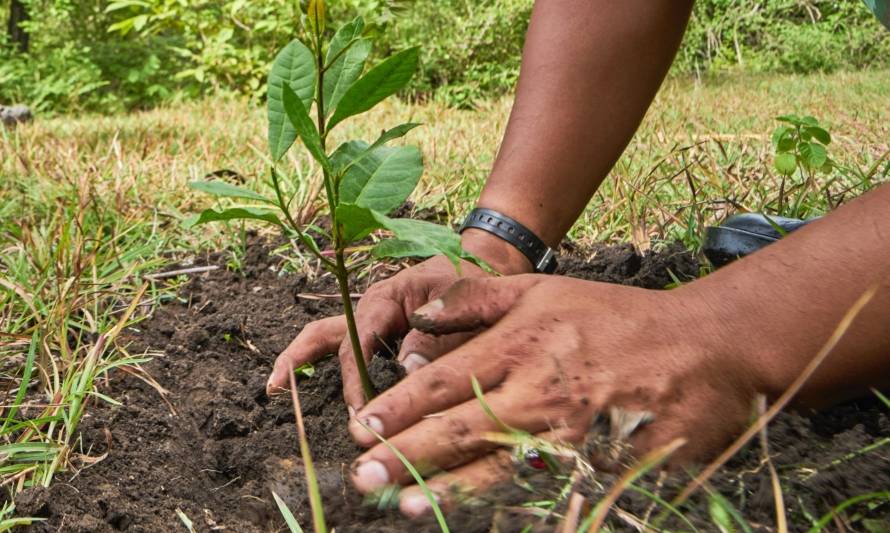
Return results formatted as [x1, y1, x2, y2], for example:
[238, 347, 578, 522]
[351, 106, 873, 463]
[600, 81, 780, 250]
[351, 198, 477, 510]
[414, 298, 444, 319]
[266, 374, 283, 395]
[402, 353, 430, 373]
[353, 460, 390, 492]
[401, 492, 438, 517]
[364, 415, 384, 435]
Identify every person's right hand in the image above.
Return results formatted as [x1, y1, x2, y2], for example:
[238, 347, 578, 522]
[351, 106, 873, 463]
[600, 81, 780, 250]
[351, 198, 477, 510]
[266, 229, 533, 410]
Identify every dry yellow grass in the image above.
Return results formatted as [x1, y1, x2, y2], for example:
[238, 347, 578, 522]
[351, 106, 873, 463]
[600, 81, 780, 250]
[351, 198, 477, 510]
[4, 69, 887, 251]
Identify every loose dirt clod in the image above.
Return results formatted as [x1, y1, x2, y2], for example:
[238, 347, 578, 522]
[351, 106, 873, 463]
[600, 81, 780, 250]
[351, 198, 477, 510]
[19, 239, 889, 532]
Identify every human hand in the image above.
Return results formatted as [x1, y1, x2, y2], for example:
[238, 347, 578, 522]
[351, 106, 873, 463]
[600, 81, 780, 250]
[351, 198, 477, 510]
[346, 274, 769, 517]
[266, 229, 532, 409]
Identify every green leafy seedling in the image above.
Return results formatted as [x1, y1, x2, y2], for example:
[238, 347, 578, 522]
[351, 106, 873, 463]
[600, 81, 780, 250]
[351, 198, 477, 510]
[771, 114, 834, 217]
[188, 3, 470, 401]
[772, 114, 833, 175]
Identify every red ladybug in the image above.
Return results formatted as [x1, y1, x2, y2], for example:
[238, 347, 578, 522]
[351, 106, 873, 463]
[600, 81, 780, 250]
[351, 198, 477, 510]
[524, 449, 547, 470]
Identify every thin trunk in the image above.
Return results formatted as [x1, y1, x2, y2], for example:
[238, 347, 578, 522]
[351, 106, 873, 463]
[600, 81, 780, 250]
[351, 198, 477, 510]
[7, 0, 30, 53]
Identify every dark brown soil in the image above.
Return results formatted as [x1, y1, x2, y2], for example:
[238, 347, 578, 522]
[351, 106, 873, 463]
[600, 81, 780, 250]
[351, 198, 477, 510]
[16, 239, 889, 532]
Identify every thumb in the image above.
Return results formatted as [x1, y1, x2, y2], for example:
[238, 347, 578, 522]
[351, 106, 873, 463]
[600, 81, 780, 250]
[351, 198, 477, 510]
[409, 274, 544, 335]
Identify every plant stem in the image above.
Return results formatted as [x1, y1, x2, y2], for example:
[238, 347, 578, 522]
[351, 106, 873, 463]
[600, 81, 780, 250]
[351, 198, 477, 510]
[335, 249, 375, 399]
[312, 24, 374, 401]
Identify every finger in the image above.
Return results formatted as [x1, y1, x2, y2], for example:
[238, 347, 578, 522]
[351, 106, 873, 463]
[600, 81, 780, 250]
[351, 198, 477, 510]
[409, 275, 544, 335]
[348, 331, 511, 447]
[340, 289, 410, 410]
[397, 329, 477, 373]
[350, 386, 560, 493]
[266, 315, 346, 395]
[397, 427, 584, 517]
[398, 449, 514, 518]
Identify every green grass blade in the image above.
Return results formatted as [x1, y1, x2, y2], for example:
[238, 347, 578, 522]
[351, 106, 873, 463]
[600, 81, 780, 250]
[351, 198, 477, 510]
[807, 492, 890, 532]
[707, 490, 753, 533]
[175, 508, 196, 532]
[287, 372, 326, 533]
[357, 420, 449, 532]
[0, 330, 39, 433]
[628, 484, 699, 532]
[272, 491, 305, 533]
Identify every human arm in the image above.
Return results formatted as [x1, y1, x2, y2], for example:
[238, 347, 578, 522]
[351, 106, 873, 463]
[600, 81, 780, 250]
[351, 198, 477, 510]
[346, 183, 890, 516]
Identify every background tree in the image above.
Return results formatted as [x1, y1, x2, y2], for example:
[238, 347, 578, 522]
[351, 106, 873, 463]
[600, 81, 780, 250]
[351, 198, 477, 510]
[6, 0, 29, 53]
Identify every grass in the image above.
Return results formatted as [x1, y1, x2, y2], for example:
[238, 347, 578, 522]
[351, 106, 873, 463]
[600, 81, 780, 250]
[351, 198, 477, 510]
[1, 68, 889, 528]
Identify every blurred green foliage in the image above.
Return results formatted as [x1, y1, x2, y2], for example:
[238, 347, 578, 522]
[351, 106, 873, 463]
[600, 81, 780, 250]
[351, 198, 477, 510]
[1, 0, 888, 113]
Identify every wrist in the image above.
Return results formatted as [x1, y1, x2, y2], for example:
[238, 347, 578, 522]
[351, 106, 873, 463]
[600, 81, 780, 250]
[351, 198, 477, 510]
[676, 280, 800, 401]
[461, 228, 534, 275]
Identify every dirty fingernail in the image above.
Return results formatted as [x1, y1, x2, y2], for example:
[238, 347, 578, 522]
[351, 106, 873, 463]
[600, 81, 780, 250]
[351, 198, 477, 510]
[402, 353, 430, 373]
[401, 492, 438, 517]
[414, 298, 444, 319]
[363, 415, 384, 435]
[353, 460, 390, 492]
[266, 374, 283, 395]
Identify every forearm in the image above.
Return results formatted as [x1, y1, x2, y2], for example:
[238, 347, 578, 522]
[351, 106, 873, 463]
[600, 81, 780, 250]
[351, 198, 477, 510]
[689, 184, 890, 405]
[464, 0, 693, 272]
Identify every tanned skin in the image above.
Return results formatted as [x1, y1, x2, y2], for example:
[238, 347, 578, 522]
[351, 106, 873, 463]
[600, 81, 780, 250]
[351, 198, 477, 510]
[266, 0, 890, 517]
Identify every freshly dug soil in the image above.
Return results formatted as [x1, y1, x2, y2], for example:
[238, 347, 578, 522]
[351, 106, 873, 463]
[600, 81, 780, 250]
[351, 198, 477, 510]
[17, 240, 889, 532]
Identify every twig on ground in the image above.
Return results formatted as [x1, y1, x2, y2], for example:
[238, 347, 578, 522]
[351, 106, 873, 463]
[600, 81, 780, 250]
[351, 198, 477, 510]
[145, 265, 219, 280]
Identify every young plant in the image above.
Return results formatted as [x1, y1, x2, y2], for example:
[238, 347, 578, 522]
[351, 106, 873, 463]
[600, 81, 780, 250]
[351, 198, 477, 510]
[188, 3, 469, 401]
[771, 114, 833, 217]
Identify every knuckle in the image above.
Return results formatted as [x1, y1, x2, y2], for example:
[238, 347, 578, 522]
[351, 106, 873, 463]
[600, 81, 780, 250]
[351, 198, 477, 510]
[301, 320, 321, 337]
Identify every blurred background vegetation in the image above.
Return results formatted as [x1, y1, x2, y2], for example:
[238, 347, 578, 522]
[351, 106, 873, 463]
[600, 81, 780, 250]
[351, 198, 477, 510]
[1, 0, 889, 114]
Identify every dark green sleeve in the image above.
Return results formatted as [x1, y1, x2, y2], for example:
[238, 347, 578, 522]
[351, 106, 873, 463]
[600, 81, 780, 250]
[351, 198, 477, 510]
[864, 0, 890, 29]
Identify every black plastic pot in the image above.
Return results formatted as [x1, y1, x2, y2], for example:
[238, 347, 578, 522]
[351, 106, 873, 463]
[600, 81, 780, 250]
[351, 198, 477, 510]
[703, 213, 817, 267]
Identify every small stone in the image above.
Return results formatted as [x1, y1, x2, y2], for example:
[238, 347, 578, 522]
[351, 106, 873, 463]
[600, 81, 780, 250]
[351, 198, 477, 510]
[0, 104, 33, 127]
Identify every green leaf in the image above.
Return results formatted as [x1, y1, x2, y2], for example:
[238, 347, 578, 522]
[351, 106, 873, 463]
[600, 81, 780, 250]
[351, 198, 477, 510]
[801, 115, 819, 126]
[371, 239, 439, 259]
[282, 84, 331, 174]
[306, 0, 325, 36]
[375, 215, 463, 266]
[774, 153, 797, 175]
[366, 122, 422, 152]
[268, 39, 316, 160]
[327, 47, 420, 131]
[777, 135, 796, 152]
[334, 205, 463, 264]
[803, 125, 831, 145]
[188, 180, 274, 204]
[776, 114, 802, 126]
[771, 125, 791, 148]
[800, 142, 828, 169]
[334, 123, 422, 177]
[187, 207, 282, 227]
[335, 141, 423, 214]
[335, 202, 384, 243]
[324, 18, 371, 116]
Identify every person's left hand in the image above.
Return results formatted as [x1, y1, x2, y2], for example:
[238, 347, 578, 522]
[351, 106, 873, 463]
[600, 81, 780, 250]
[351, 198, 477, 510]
[345, 274, 771, 517]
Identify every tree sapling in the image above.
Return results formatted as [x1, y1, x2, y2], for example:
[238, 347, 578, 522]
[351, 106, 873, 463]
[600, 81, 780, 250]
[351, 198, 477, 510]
[188, 2, 469, 401]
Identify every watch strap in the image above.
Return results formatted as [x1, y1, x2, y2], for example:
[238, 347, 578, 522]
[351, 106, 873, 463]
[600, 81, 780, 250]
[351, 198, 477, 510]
[459, 208, 558, 274]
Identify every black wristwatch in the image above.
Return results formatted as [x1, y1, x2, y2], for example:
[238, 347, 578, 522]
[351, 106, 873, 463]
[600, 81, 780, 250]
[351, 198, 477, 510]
[459, 208, 558, 274]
